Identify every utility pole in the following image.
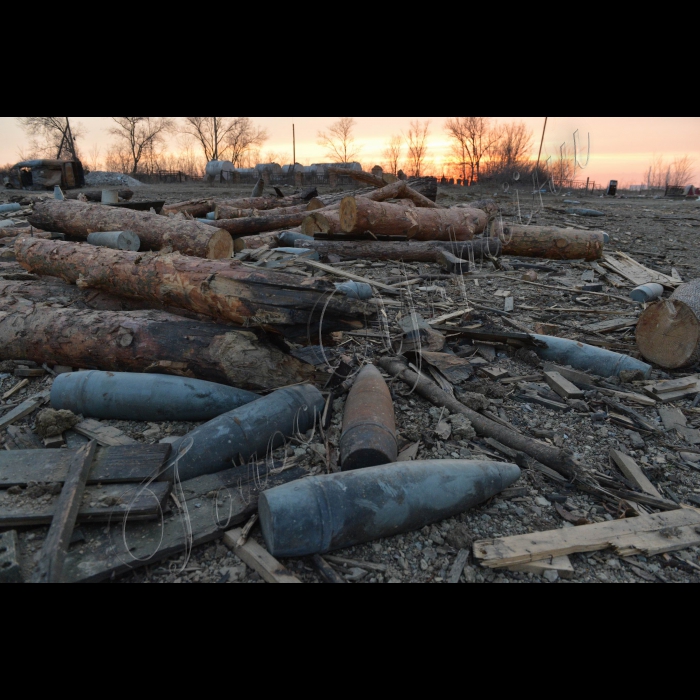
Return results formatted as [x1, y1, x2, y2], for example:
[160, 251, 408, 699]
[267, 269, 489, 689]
[534, 116, 549, 191]
[293, 124, 296, 166]
[213, 117, 219, 161]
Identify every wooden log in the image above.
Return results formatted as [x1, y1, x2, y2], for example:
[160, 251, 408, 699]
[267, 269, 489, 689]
[636, 280, 700, 369]
[224, 529, 301, 584]
[15, 237, 370, 335]
[209, 208, 317, 236]
[301, 210, 344, 236]
[297, 238, 502, 264]
[0, 300, 317, 392]
[161, 197, 215, 218]
[328, 166, 387, 188]
[30, 441, 97, 584]
[215, 202, 310, 220]
[379, 357, 578, 480]
[492, 222, 605, 261]
[234, 231, 282, 253]
[27, 200, 233, 260]
[339, 198, 487, 241]
[65, 189, 133, 202]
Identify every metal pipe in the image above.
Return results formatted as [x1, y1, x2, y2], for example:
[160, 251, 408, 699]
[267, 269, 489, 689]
[340, 364, 397, 471]
[86, 231, 141, 251]
[170, 384, 324, 481]
[532, 334, 652, 378]
[51, 371, 260, 422]
[0, 203, 21, 214]
[259, 460, 522, 557]
[278, 231, 314, 247]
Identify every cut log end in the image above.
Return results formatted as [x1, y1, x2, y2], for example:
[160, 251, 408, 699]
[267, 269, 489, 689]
[339, 197, 359, 233]
[301, 213, 335, 236]
[637, 299, 700, 369]
[207, 230, 235, 259]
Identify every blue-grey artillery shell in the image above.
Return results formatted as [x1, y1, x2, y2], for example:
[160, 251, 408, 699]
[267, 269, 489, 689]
[259, 460, 521, 558]
[278, 231, 314, 247]
[630, 283, 664, 303]
[335, 282, 373, 300]
[532, 334, 652, 379]
[0, 203, 21, 214]
[170, 384, 325, 482]
[86, 231, 140, 251]
[51, 371, 260, 422]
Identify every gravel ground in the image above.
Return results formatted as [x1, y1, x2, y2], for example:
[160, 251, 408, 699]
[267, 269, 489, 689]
[2, 181, 700, 584]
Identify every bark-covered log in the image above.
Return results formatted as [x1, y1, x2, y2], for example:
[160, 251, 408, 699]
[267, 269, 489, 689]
[28, 200, 233, 260]
[215, 202, 310, 221]
[209, 209, 316, 236]
[636, 280, 700, 369]
[339, 198, 487, 241]
[0, 299, 316, 391]
[492, 222, 605, 261]
[161, 198, 215, 218]
[233, 231, 283, 253]
[65, 189, 134, 202]
[297, 238, 502, 263]
[16, 237, 372, 334]
[327, 167, 387, 188]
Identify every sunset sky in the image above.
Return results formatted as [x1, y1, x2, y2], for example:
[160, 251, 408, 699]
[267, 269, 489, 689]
[1, 117, 698, 187]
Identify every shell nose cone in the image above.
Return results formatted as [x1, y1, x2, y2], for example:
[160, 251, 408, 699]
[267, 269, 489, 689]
[499, 463, 522, 489]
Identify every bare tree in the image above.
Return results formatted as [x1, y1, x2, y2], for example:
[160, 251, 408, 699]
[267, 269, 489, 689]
[109, 117, 174, 174]
[382, 135, 403, 176]
[669, 155, 696, 187]
[493, 122, 533, 169]
[317, 118, 360, 163]
[86, 144, 102, 172]
[444, 117, 500, 185]
[181, 117, 268, 165]
[405, 120, 431, 177]
[16, 117, 84, 160]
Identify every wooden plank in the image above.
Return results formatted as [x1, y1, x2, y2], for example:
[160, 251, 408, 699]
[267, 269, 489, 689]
[650, 377, 699, 395]
[542, 363, 597, 387]
[610, 449, 663, 499]
[73, 419, 137, 446]
[0, 481, 171, 527]
[14, 368, 46, 378]
[61, 464, 307, 583]
[0, 391, 49, 430]
[224, 529, 301, 584]
[480, 367, 510, 381]
[30, 441, 97, 583]
[582, 317, 638, 333]
[448, 550, 471, 584]
[0, 444, 172, 488]
[614, 526, 700, 557]
[544, 371, 585, 400]
[509, 556, 575, 579]
[2, 379, 29, 400]
[301, 259, 399, 293]
[474, 508, 700, 569]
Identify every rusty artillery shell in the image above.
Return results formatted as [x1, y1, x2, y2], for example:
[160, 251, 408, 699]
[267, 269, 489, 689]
[340, 364, 398, 471]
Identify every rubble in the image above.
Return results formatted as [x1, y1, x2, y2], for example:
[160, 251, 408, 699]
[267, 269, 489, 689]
[2, 174, 700, 585]
[84, 172, 143, 188]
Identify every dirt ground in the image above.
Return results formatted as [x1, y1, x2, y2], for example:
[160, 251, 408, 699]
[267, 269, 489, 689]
[2, 180, 700, 584]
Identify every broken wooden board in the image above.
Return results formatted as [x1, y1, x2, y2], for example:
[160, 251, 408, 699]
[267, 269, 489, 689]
[0, 392, 49, 431]
[582, 317, 639, 333]
[73, 419, 137, 446]
[601, 252, 680, 289]
[0, 481, 171, 528]
[658, 406, 687, 431]
[544, 371, 585, 400]
[609, 449, 663, 499]
[542, 363, 598, 388]
[474, 508, 700, 569]
[61, 463, 306, 583]
[30, 442, 97, 583]
[416, 352, 474, 384]
[224, 529, 301, 584]
[509, 556, 575, 580]
[480, 367, 510, 381]
[645, 376, 700, 403]
[514, 393, 571, 412]
[0, 444, 171, 488]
